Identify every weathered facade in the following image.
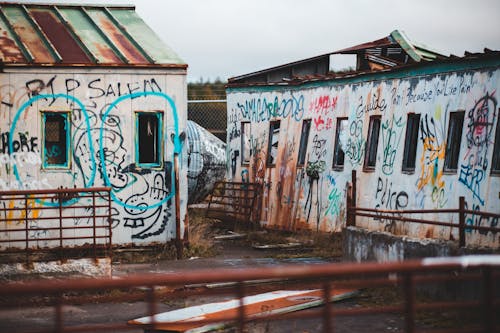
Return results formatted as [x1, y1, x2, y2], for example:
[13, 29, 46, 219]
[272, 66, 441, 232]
[226, 31, 500, 247]
[0, 3, 188, 247]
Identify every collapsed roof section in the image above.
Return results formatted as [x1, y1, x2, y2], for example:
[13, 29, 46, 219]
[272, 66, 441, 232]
[0, 2, 186, 68]
[228, 30, 452, 85]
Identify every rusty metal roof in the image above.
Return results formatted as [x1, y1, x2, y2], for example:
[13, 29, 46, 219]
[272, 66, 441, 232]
[0, 2, 186, 68]
[228, 30, 449, 85]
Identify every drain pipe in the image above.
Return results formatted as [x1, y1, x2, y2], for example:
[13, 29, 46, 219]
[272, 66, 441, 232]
[174, 152, 183, 259]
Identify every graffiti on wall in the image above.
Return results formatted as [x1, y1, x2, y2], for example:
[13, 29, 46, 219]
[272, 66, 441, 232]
[1, 75, 184, 242]
[459, 92, 497, 206]
[236, 94, 305, 123]
[381, 115, 405, 175]
[415, 113, 447, 208]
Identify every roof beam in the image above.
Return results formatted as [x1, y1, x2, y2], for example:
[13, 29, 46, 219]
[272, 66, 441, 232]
[20, 4, 62, 63]
[80, 6, 129, 64]
[53, 5, 98, 63]
[103, 7, 155, 63]
[0, 6, 34, 62]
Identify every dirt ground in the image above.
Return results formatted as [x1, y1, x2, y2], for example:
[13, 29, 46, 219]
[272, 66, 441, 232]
[0, 210, 481, 332]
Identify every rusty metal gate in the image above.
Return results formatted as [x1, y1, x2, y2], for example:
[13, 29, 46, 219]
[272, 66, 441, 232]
[206, 181, 262, 224]
[0, 187, 112, 264]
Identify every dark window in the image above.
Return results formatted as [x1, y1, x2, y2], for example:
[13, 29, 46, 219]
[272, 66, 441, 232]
[444, 111, 465, 172]
[364, 115, 381, 170]
[42, 112, 69, 168]
[136, 112, 162, 167]
[297, 119, 311, 166]
[491, 109, 500, 175]
[402, 113, 421, 172]
[333, 117, 348, 170]
[267, 120, 280, 166]
[241, 122, 251, 165]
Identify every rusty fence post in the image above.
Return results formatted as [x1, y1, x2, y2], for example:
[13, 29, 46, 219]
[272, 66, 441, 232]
[403, 273, 415, 333]
[459, 196, 465, 248]
[92, 190, 97, 260]
[58, 191, 63, 252]
[107, 188, 113, 262]
[351, 170, 357, 227]
[322, 282, 333, 333]
[236, 282, 246, 333]
[24, 194, 29, 264]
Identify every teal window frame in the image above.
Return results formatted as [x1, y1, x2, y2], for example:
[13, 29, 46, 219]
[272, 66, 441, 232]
[135, 111, 163, 169]
[41, 111, 71, 169]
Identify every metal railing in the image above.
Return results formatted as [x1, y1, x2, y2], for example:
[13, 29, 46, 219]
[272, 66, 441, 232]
[346, 170, 500, 247]
[0, 187, 112, 263]
[207, 181, 262, 224]
[0, 256, 498, 332]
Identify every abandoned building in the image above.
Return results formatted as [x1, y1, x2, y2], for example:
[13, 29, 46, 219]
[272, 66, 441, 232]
[0, 2, 190, 249]
[226, 30, 500, 255]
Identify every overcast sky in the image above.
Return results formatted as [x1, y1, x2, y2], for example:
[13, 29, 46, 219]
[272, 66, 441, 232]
[6, 0, 500, 82]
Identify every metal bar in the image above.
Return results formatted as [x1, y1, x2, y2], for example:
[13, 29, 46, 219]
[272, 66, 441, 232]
[236, 282, 246, 332]
[322, 282, 332, 333]
[482, 267, 493, 333]
[52, 6, 97, 63]
[107, 189, 112, 261]
[92, 190, 96, 260]
[0, 6, 34, 62]
[80, 6, 129, 63]
[459, 196, 466, 247]
[351, 170, 357, 227]
[174, 153, 183, 259]
[102, 7, 155, 63]
[404, 273, 415, 333]
[20, 4, 63, 62]
[188, 99, 227, 104]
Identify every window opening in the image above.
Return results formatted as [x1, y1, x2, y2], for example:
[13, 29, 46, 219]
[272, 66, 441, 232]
[402, 113, 421, 172]
[443, 111, 465, 172]
[42, 112, 70, 168]
[267, 120, 280, 166]
[297, 119, 311, 166]
[364, 115, 381, 170]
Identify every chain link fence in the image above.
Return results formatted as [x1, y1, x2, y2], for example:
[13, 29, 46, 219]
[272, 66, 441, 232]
[188, 100, 227, 142]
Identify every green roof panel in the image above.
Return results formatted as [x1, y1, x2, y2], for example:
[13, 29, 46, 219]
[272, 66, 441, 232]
[109, 8, 184, 65]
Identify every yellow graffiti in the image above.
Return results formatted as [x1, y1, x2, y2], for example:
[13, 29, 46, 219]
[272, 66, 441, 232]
[416, 136, 445, 191]
[4, 198, 41, 223]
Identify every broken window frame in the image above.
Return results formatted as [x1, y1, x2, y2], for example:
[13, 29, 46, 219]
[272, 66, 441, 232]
[363, 115, 381, 171]
[41, 111, 71, 169]
[443, 110, 465, 173]
[490, 108, 500, 175]
[402, 113, 421, 173]
[266, 120, 280, 167]
[241, 121, 251, 165]
[135, 111, 163, 169]
[297, 119, 311, 167]
[332, 117, 348, 170]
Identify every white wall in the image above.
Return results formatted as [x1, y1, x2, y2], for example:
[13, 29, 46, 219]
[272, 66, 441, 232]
[0, 68, 188, 247]
[227, 66, 500, 247]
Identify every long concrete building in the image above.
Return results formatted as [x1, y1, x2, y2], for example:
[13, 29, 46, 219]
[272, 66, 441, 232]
[226, 30, 500, 249]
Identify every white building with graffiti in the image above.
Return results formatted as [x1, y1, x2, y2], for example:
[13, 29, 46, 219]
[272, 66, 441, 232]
[0, 3, 189, 247]
[226, 30, 500, 248]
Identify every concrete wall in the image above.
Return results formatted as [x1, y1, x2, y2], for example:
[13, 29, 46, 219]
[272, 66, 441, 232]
[226, 60, 500, 247]
[0, 67, 188, 247]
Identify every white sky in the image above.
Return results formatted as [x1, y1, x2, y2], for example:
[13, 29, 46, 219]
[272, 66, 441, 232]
[5, 0, 500, 82]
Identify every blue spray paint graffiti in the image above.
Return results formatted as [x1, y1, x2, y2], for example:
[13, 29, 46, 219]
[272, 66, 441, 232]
[99, 91, 181, 210]
[9, 93, 96, 206]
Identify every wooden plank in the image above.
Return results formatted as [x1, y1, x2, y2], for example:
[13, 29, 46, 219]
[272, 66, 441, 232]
[128, 288, 358, 332]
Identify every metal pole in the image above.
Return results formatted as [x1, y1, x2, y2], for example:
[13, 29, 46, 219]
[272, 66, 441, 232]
[92, 190, 96, 260]
[459, 196, 465, 248]
[322, 282, 333, 333]
[174, 153, 183, 259]
[351, 170, 357, 227]
[404, 273, 415, 333]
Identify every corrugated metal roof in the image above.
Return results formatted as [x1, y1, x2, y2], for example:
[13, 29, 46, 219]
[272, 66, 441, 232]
[0, 2, 186, 68]
[228, 30, 449, 85]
